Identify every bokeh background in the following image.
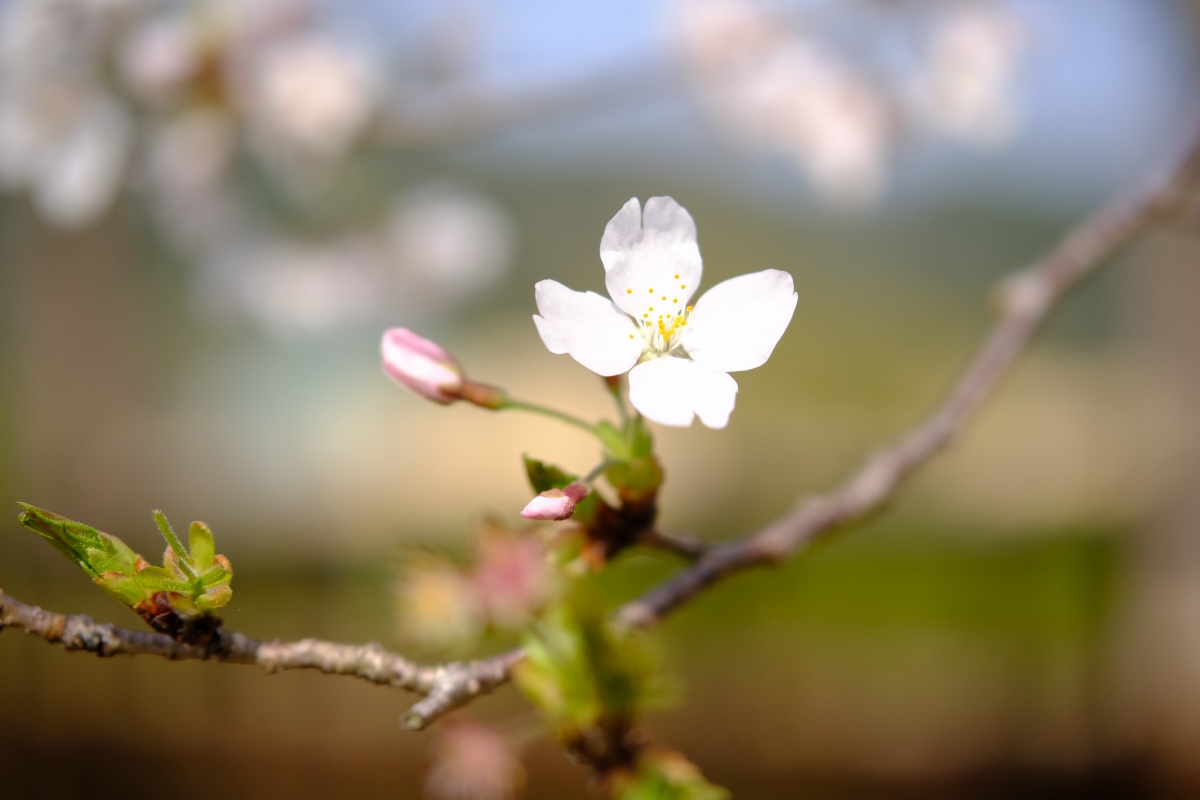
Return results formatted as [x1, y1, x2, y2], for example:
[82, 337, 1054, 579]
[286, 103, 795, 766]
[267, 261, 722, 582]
[3, 0, 1200, 797]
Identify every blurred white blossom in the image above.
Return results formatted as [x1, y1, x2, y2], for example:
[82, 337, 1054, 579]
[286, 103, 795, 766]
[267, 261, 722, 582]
[200, 236, 384, 337]
[909, 4, 1028, 145]
[119, 14, 203, 105]
[386, 183, 517, 306]
[671, 0, 1032, 204]
[672, 0, 891, 204]
[747, 43, 892, 203]
[142, 110, 241, 248]
[0, 0, 134, 226]
[237, 33, 380, 159]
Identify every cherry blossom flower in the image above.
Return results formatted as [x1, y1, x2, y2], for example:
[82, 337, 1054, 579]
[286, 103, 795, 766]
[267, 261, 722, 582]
[533, 197, 796, 429]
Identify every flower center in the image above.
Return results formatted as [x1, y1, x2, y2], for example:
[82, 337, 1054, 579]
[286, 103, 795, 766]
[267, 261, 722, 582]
[628, 303, 693, 359]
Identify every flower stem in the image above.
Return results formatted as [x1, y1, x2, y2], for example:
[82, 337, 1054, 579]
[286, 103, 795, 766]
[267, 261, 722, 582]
[604, 375, 629, 424]
[499, 398, 603, 440]
[583, 461, 611, 483]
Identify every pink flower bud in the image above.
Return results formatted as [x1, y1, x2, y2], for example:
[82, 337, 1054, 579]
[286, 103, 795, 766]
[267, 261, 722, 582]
[519, 482, 589, 521]
[381, 328, 464, 404]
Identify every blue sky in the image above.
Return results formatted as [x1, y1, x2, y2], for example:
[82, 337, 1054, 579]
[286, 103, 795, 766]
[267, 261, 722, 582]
[345, 0, 1198, 210]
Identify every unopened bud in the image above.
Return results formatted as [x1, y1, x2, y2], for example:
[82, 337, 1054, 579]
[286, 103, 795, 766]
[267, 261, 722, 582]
[520, 482, 589, 521]
[381, 328, 464, 404]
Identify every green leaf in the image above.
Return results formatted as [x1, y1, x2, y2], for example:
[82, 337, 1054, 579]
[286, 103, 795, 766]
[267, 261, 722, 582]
[154, 509, 198, 583]
[199, 565, 231, 588]
[17, 503, 142, 582]
[93, 572, 152, 606]
[14, 503, 235, 623]
[194, 584, 232, 611]
[188, 521, 216, 573]
[132, 566, 192, 595]
[523, 455, 577, 494]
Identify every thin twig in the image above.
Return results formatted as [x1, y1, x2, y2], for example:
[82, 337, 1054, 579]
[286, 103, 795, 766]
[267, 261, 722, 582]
[0, 589, 512, 729]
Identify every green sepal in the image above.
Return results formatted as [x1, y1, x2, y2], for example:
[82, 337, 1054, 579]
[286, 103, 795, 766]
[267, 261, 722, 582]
[627, 415, 654, 459]
[523, 455, 578, 494]
[605, 456, 664, 504]
[595, 421, 633, 461]
[570, 493, 602, 526]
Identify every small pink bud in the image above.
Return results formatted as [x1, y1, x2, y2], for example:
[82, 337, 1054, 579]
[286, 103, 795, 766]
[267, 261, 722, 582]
[519, 482, 589, 521]
[381, 328, 464, 404]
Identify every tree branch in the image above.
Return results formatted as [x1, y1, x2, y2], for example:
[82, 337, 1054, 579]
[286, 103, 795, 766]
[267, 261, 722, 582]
[0, 588, 513, 730]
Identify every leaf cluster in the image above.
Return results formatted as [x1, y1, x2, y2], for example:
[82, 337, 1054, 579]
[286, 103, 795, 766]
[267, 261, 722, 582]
[17, 503, 233, 615]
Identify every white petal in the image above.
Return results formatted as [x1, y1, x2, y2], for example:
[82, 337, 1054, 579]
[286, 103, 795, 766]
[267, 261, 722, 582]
[598, 197, 643, 269]
[34, 96, 131, 228]
[628, 356, 738, 429]
[683, 269, 797, 373]
[533, 280, 641, 376]
[601, 196, 703, 319]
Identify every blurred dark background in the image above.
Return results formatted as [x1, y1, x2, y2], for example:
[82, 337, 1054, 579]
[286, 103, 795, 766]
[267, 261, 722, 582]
[3, 0, 1200, 797]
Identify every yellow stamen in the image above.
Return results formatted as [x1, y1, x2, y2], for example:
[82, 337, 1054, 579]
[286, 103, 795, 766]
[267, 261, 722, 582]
[626, 288, 632, 294]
